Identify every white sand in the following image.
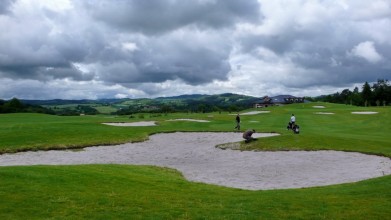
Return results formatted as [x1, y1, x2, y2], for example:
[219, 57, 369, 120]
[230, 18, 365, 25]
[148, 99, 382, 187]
[230, 111, 270, 116]
[167, 119, 210, 122]
[102, 121, 156, 126]
[313, 106, 326, 108]
[351, 112, 378, 114]
[1, 132, 390, 190]
[315, 112, 335, 115]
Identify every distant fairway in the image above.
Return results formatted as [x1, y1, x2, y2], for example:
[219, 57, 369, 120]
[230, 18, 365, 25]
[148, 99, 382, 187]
[0, 103, 390, 219]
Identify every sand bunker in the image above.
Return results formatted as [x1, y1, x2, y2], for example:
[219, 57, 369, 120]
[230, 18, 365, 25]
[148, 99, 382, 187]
[1, 132, 390, 190]
[230, 111, 270, 116]
[351, 112, 378, 114]
[315, 112, 335, 115]
[313, 106, 326, 108]
[102, 121, 156, 126]
[167, 119, 210, 123]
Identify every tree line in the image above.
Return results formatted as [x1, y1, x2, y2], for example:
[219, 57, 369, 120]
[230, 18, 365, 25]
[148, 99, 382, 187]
[311, 79, 391, 106]
[0, 98, 99, 115]
[0, 98, 55, 114]
[115, 101, 250, 115]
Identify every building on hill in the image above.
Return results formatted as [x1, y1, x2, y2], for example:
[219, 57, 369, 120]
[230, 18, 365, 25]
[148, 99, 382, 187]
[254, 95, 305, 108]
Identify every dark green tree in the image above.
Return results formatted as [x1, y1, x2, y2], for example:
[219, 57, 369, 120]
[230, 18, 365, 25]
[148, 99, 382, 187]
[362, 82, 372, 106]
[350, 86, 363, 106]
[161, 104, 173, 113]
[8, 98, 23, 109]
[1, 98, 24, 113]
[372, 79, 390, 106]
[340, 89, 352, 104]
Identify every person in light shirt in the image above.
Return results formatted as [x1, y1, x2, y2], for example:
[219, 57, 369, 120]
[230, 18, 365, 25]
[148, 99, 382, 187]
[290, 114, 296, 125]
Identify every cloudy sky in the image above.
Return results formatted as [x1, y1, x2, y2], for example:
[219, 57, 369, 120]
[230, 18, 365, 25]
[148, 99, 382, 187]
[1, 0, 390, 100]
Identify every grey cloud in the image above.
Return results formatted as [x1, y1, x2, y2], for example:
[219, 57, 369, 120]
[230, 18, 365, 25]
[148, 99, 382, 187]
[96, 47, 231, 85]
[236, 8, 391, 89]
[0, 0, 15, 14]
[97, 61, 140, 83]
[0, 39, 93, 81]
[0, 64, 94, 82]
[135, 41, 231, 84]
[96, 31, 231, 86]
[288, 39, 391, 87]
[1, 4, 232, 87]
[0, 0, 251, 93]
[42, 65, 94, 81]
[0, 18, 101, 81]
[86, 0, 261, 34]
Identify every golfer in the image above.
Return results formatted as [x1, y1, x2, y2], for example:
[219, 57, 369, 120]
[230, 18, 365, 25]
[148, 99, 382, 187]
[243, 129, 256, 143]
[290, 114, 296, 125]
[235, 114, 241, 131]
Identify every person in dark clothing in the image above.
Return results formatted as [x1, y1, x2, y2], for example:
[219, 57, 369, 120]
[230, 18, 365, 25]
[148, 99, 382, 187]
[234, 114, 241, 131]
[243, 129, 256, 143]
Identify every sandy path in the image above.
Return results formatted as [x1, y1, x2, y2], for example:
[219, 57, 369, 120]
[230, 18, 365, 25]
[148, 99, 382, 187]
[102, 121, 156, 126]
[229, 111, 270, 115]
[166, 119, 210, 122]
[0, 132, 390, 190]
[351, 112, 378, 114]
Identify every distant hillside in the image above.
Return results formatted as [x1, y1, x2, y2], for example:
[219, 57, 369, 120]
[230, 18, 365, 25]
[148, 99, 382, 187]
[17, 93, 259, 115]
[20, 98, 127, 106]
[115, 93, 259, 114]
[155, 94, 206, 100]
[14, 93, 309, 115]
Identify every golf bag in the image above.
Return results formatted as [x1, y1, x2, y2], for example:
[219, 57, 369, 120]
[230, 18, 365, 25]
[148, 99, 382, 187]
[287, 122, 300, 134]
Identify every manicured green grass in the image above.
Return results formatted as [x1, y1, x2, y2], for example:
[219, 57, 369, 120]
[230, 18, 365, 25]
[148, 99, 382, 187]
[0, 114, 148, 153]
[0, 102, 390, 219]
[241, 103, 391, 157]
[0, 165, 390, 220]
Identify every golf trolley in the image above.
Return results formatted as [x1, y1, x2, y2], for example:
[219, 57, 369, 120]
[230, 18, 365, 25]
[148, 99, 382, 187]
[287, 122, 300, 134]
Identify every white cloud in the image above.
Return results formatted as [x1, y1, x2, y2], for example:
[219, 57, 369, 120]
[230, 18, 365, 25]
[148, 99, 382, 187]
[121, 42, 139, 52]
[350, 41, 383, 63]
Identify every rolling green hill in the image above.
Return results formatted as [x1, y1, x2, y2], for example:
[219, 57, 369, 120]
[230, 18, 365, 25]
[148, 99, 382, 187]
[19, 93, 261, 115]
